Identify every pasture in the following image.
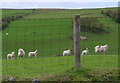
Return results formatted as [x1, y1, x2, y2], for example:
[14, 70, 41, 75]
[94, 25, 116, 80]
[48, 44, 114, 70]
[2, 55, 118, 77]
[2, 8, 118, 58]
[2, 7, 118, 80]
[2, 9, 33, 18]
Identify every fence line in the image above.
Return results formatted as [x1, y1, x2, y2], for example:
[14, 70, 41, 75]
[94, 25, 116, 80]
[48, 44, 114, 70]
[2, 16, 118, 77]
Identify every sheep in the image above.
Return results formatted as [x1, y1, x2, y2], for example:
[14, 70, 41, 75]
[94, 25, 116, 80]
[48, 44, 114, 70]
[81, 48, 89, 55]
[28, 50, 38, 58]
[32, 78, 39, 83]
[63, 49, 71, 56]
[6, 32, 8, 36]
[7, 52, 15, 60]
[18, 48, 25, 59]
[95, 44, 109, 54]
[80, 36, 87, 40]
[8, 76, 16, 81]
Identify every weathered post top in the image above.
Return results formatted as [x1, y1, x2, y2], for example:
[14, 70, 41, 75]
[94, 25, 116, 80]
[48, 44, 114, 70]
[74, 14, 80, 19]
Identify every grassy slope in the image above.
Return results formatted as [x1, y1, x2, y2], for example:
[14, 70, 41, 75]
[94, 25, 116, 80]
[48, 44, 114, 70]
[2, 8, 118, 79]
[2, 18, 73, 58]
[2, 8, 118, 58]
[2, 55, 118, 77]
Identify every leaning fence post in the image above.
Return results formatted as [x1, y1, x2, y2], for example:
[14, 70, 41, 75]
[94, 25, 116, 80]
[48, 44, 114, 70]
[73, 14, 80, 68]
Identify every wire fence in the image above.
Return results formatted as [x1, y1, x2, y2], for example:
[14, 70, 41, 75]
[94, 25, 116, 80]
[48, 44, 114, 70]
[2, 16, 118, 77]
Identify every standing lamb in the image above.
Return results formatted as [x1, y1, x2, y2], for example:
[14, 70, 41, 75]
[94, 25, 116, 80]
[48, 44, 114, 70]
[95, 44, 109, 54]
[81, 48, 89, 55]
[18, 48, 25, 59]
[7, 52, 15, 60]
[28, 50, 38, 58]
[63, 49, 71, 56]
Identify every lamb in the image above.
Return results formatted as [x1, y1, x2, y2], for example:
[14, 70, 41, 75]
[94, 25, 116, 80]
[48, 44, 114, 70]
[63, 49, 71, 56]
[6, 32, 8, 36]
[28, 50, 38, 58]
[7, 52, 15, 60]
[18, 48, 25, 58]
[80, 36, 87, 40]
[81, 48, 88, 55]
[8, 76, 16, 81]
[95, 44, 109, 54]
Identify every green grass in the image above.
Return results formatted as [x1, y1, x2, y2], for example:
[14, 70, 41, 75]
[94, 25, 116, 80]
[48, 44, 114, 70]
[2, 55, 118, 77]
[2, 68, 119, 81]
[2, 9, 33, 18]
[2, 8, 118, 58]
[2, 7, 119, 79]
[2, 18, 73, 58]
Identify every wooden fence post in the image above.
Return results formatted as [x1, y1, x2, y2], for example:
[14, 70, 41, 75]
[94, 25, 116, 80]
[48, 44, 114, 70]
[73, 14, 80, 68]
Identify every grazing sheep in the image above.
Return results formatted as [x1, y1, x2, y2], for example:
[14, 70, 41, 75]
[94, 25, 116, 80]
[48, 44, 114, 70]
[95, 44, 109, 54]
[81, 48, 89, 55]
[28, 50, 38, 58]
[63, 49, 71, 56]
[18, 48, 25, 58]
[7, 52, 14, 60]
[80, 36, 87, 40]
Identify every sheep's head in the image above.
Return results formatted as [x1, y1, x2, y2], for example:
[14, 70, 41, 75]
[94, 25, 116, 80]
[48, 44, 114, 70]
[35, 50, 38, 53]
[105, 44, 109, 48]
[12, 52, 14, 54]
[18, 49, 21, 52]
[12, 52, 15, 57]
[18, 48, 24, 52]
[86, 48, 89, 50]
[68, 49, 72, 52]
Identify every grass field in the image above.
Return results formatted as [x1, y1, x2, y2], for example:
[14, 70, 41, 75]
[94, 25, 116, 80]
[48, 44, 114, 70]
[2, 7, 119, 80]
[1, 9, 33, 18]
[2, 8, 118, 58]
[2, 55, 118, 77]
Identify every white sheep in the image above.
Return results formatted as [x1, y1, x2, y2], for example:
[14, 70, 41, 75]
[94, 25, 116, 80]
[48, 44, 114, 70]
[28, 50, 38, 57]
[7, 52, 15, 60]
[63, 49, 71, 56]
[8, 76, 16, 81]
[18, 48, 25, 58]
[80, 36, 87, 40]
[6, 32, 8, 36]
[81, 48, 88, 55]
[95, 44, 109, 54]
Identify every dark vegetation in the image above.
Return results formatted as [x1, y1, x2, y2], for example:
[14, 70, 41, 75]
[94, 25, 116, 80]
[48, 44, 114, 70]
[2, 15, 23, 30]
[2, 68, 119, 82]
[2, 12, 32, 30]
[81, 17, 109, 33]
[102, 9, 120, 23]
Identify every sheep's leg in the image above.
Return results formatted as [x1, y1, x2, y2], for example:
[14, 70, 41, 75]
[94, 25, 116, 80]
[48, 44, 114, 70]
[103, 51, 106, 55]
[94, 50, 97, 55]
[63, 53, 64, 56]
[7, 57, 9, 60]
[94, 52, 96, 55]
[18, 56, 19, 59]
